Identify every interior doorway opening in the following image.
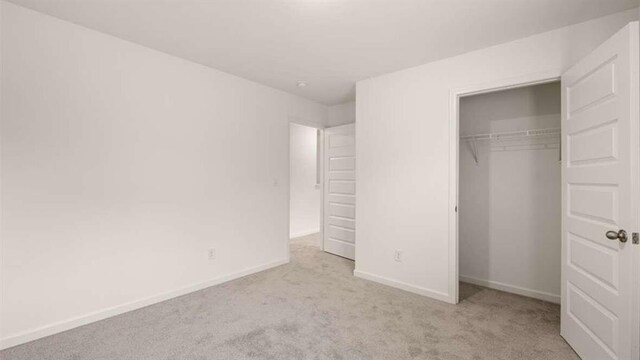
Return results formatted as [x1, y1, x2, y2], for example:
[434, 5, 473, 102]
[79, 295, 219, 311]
[457, 81, 562, 303]
[289, 123, 323, 249]
[288, 122, 357, 262]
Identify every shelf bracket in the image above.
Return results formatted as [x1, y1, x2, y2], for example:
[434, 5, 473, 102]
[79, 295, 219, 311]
[469, 137, 479, 165]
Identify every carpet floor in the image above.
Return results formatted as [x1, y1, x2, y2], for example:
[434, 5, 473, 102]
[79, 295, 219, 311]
[1, 233, 578, 360]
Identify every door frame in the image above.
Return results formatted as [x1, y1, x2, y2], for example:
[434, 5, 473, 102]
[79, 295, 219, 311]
[287, 119, 325, 263]
[447, 70, 562, 304]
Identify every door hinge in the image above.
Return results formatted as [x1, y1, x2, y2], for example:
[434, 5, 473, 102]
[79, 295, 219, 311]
[633, 232, 639, 245]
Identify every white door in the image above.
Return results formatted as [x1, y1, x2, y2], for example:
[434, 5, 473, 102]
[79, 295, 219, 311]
[323, 124, 356, 260]
[561, 22, 639, 360]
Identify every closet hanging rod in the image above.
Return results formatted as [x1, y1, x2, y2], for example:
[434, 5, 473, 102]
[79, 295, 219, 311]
[460, 127, 560, 142]
[461, 127, 561, 165]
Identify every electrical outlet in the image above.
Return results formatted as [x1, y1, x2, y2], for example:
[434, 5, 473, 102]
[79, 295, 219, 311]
[394, 249, 402, 262]
[208, 248, 216, 260]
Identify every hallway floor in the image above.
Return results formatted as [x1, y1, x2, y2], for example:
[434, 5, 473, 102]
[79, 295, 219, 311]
[1, 233, 578, 360]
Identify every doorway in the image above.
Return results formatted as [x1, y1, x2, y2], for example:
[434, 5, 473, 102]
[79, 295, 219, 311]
[288, 122, 357, 261]
[289, 123, 322, 249]
[457, 81, 562, 303]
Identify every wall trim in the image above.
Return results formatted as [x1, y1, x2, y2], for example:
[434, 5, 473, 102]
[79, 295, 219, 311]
[459, 274, 560, 304]
[0, 258, 289, 350]
[353, 269, 452, 304]
[289, 229, 320, 239]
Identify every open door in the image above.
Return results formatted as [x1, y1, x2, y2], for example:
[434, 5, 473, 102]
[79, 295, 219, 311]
[323, 123, 356, 260]
[561, 22, 639, 360]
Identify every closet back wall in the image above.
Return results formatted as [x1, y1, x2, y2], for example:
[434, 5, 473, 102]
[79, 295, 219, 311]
[459, 82, 561, 302]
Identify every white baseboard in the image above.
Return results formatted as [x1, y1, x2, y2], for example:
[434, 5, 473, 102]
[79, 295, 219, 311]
[0, 258, 289, 350]
[289, 229, 320, 239]
[459, 275, 560, 304]
[353, 269, 453, 304]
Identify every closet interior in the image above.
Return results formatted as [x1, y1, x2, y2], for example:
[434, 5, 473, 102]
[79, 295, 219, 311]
[459, 81, 562, 303]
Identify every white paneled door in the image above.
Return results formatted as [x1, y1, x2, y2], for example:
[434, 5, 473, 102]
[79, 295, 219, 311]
[323, 124, 356, 260]
[561, 22, 639, 360]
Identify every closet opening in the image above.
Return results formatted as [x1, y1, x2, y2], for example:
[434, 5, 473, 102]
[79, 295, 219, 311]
[457, 80, 562, 304]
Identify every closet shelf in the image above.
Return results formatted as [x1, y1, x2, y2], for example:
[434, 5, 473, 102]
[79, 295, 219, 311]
[460, 127, 560, 142]
[460, 128, 561, 165]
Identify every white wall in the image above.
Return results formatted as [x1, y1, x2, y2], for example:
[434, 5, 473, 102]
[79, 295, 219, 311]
[327, 101, 355, 127]
[355, 9, 638, 302]
[289, 124, 320, 238]
[0, 0, 4, 344]
[0, 2, 327, 349]
[459, 83, 561, 303]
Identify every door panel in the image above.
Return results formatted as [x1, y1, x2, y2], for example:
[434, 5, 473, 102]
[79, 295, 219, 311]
[323, 124, 356, 260]
[561, 22, 639, 360]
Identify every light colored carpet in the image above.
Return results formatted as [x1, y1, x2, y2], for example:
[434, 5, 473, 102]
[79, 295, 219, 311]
[1, 233, 578, 360]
